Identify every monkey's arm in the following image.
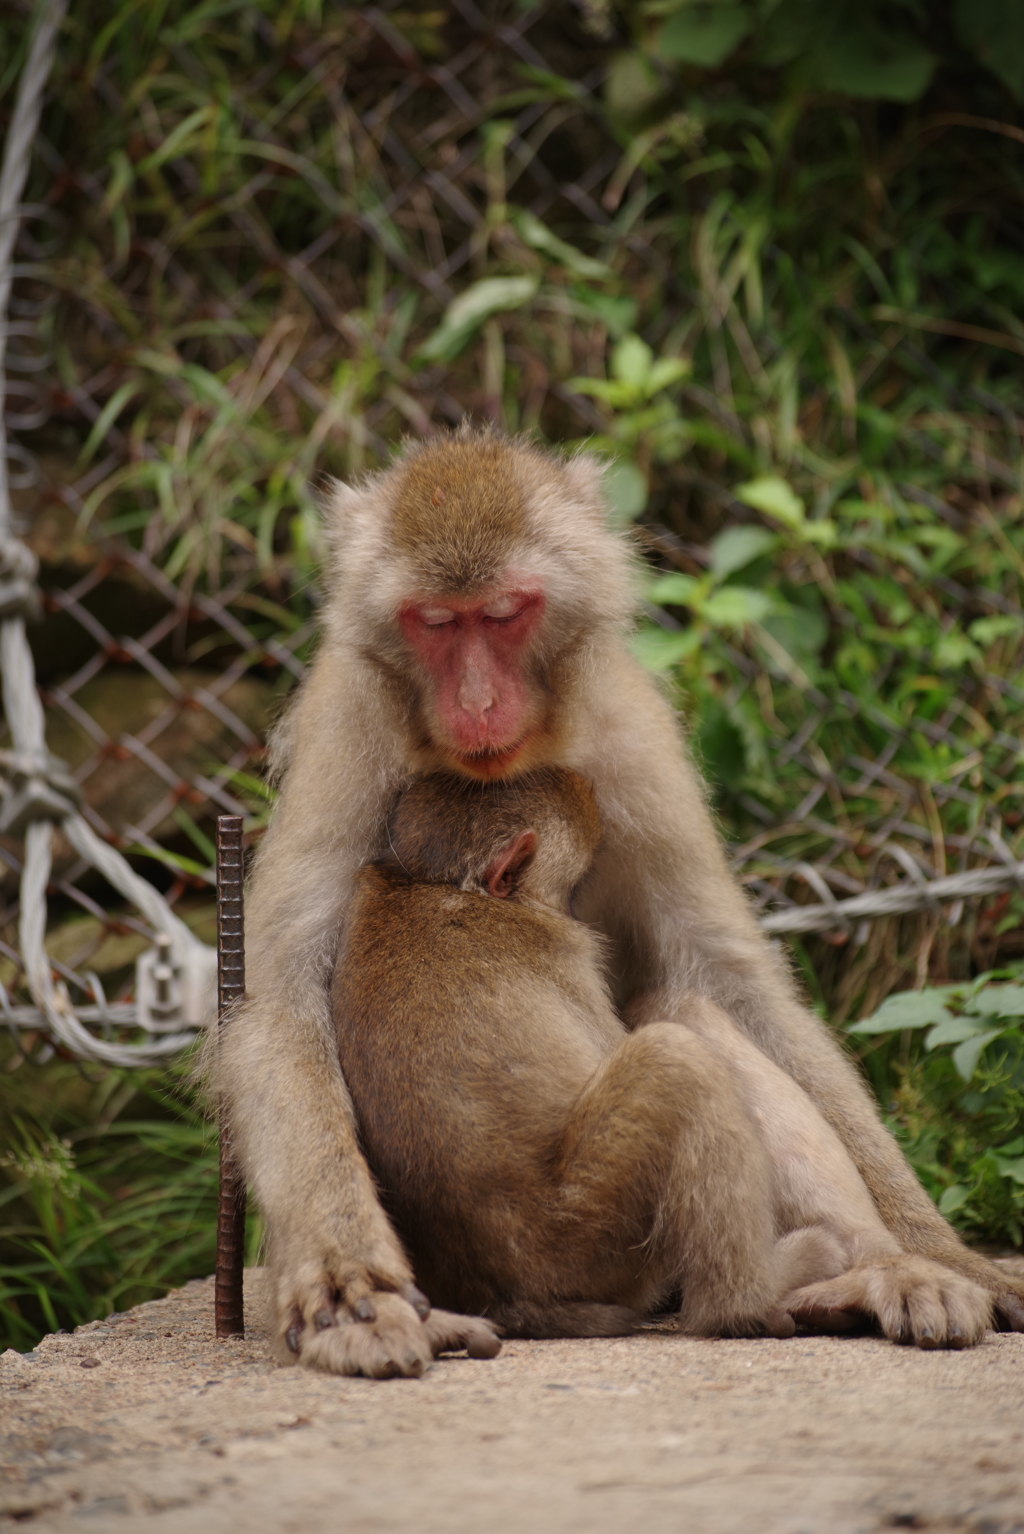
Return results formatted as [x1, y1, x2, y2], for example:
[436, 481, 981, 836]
[576, 647, 1024, 1328]
[218, 648, 499, 1373]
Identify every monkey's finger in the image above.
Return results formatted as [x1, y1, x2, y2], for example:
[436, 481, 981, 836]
[284, 1307, 304, 1355]
[794, 1306, 863, 1334]
[903, 1285, 946, 1349]
[940, 1280, 991, 1347]
[402, 1283, 431, 1320]
[994, 1291, 1024, 1332]
[299, 1282, 339, 1337]
[764, 1309, 796, 1339]
[424, 1309, 502, 1360]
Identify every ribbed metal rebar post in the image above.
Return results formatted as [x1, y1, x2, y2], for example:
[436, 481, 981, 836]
[215, 814, 246, 1338]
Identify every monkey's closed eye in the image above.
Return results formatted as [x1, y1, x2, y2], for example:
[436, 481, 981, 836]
[419, 606, 456, 627]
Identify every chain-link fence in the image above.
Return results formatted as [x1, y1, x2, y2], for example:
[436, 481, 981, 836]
[3, 0, 1024, 1063]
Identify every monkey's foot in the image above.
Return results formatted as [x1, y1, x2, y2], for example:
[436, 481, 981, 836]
[783, 1255, 992, 1349]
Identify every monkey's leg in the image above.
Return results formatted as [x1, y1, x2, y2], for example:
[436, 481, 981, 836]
[645, 995, 992, 1349]
[579, 655, 1024, 1331]
[550, 1022, 787, 1336]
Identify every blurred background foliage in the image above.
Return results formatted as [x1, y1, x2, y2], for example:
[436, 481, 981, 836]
[2, 0, 1024, 1345]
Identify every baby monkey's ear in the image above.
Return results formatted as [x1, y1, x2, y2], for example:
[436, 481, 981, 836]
[484, 830, 537, 899]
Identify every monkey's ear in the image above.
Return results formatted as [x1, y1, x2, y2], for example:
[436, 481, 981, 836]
[484, 831, 537, 899]
[319, 478, 377, 549]
[560, 452, 606, 514]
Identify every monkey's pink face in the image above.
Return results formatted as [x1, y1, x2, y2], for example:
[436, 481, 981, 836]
[398, 588, 547, 779]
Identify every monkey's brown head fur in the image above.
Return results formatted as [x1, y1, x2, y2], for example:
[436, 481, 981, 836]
[385, 766, 601, 914]
[390, 432, 526, 592]
[319, 425, 640, 784]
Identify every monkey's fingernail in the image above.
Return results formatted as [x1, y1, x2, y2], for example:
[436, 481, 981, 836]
[313, 1308, 334, 1332]
[916, 1327, 939, 1350]
[285, 1323, 302, 1355]
[353, 1297, 377, 1323]
[405, 1285, 430, 1320]
[467, 1331, 502, 1360]
[403, 1352, 425, 1377]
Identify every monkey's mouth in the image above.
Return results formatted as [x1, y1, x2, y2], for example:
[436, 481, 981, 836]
[455, 737, 531, 779]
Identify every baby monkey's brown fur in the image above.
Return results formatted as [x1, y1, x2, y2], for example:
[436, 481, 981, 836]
[333, 769, 837, 1339]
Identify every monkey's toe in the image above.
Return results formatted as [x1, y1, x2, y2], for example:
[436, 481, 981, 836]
[424, 1308, 502, 1360]
[995, 1290, 1024, 1331]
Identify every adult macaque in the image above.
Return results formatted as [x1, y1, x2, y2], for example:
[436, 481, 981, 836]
[334, 768, 989, 1348]
[218, 427, 1024, 1375]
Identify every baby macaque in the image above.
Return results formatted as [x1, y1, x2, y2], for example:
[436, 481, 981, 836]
[333, 768, 850, 1339]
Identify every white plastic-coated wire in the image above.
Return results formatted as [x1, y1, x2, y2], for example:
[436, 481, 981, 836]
[0, 0, 212, 1066]
[758, 860, 1024, 938]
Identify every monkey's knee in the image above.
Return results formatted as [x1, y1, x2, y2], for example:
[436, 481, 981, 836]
[610, 1021, 757, 1130]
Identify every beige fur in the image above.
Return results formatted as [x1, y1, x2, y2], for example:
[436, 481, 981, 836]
[333, 770, 837, 1341]
[216, 426, 1020, 1375]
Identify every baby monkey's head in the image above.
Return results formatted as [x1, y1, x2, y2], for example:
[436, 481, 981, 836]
[386, 767, 601, 914]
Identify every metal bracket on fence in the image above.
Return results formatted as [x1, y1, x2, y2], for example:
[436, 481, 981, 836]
[0, 538, 41, 623]
[0, 748, 80, 835]
[135, 934, 218, 1034]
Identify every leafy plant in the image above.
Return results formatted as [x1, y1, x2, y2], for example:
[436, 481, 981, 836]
[0, 1053, 262, 1352]
[849, 975, 1024, 1245]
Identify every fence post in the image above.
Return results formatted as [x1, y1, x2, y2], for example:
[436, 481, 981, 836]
[215, 814, 246, 1338]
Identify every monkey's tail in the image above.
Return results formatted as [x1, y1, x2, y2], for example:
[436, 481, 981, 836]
[487, 1300, 641, 1339]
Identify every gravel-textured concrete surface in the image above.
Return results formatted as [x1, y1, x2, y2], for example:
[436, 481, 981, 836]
[2, 1265, 1023, 1533]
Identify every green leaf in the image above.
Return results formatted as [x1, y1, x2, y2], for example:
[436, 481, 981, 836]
[569, 286, 637, 337]
[965, 984, 1024, 1020]
[656, 3, 750, 68]
[417, 276, 538, 362]
[709, 525, 779, 579]
[603, 461, 648, 526]
[646, 356, 691, 393]
[848, 988, 957, 1035]
[953, 0, 1024, 100]
[612, 334, 654, 386]
[760, 605, 828, 667]
[818, 28, 936, 103]
[734, 476, 805, 529]
[994, 1154, 1024, 1187]
[702, 586, 773, 628]
[513, 210, 612, 280]
[648, 572, 700, 606]
[938, 1184, 970, 1216]
[630, 624, 702, 671]
[969, 614, 1024, 647]
[952, 1029, 1006, 1083]
[605, 51, 664, 123]
[924, 1015, 994, 1050]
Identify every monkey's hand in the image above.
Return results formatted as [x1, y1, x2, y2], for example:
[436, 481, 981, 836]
[274, 1260, 501, 1378]
[782, 1254, 992, 1349]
